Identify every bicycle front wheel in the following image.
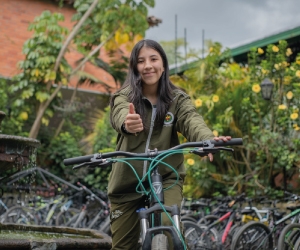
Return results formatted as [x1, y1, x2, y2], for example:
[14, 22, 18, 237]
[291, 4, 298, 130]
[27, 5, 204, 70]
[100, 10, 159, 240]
[55, 208, 81, 227]
[151, 234, 168, 250]
[183, 221, 219, 250]
[277, 223, 300, 250]
[2, 206, 37, 225]
[231, 221, 273, 250]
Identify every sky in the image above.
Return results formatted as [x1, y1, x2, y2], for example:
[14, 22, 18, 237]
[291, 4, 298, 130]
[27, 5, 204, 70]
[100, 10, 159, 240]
[145, 0, 300, 53]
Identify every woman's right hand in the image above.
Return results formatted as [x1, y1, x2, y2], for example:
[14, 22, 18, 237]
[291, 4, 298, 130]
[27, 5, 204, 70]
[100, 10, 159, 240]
[124, 103, 144, 134]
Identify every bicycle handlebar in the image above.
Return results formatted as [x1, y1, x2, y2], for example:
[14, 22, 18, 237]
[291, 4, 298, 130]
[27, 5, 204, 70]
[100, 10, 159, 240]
[64, 138, 243, 166]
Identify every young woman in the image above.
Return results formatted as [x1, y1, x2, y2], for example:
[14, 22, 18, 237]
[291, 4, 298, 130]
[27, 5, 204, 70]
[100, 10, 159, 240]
[108, 39, 230, 249]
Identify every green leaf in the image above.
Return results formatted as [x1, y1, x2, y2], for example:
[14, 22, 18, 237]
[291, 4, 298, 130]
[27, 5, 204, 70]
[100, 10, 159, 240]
[35, 91, 50, 102]
[143, 0, 155, 7]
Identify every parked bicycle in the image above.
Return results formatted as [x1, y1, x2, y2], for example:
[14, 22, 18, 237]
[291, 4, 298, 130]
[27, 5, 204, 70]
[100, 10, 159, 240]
[55, 182, 111, 235]
[231, 192, 300, 250]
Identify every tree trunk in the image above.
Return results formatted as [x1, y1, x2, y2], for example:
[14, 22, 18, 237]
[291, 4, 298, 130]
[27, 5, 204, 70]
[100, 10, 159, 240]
[54, 79, 81, 137]
[29, 0, 100, 139]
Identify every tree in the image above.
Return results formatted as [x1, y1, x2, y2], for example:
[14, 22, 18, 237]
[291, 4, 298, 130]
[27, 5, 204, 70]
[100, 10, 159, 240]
[13, 0, 155, 139]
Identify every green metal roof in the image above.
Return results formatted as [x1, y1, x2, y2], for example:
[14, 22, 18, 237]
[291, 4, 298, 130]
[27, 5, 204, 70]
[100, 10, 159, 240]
[170, 25, 300, 75]
[230, 25, 300, 57]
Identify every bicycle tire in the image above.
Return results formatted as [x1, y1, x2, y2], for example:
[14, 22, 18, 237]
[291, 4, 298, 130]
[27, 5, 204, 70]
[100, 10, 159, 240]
[96, 216, 111, 236]
[181, 214, 198, 223]
[197, 214, 226, 232]
[231, 221, 273, 250]
[293, 235, 300, 250]
[287, 229, 300, 249]
[55, 208, 80, 227]
[277, 223, 300, 250]
[183, 221, 219, 250]
[151, 234, 168, 250]
[2, 205, 37, 225]
[220, 223, 241, 250]
[197, 214, 220, 225]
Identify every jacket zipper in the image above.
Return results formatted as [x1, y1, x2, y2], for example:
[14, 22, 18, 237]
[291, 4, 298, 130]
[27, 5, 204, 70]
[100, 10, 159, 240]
[142, 101, 156, 177]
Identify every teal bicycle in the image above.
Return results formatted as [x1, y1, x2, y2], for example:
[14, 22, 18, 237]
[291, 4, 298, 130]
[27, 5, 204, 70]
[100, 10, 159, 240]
[64, 138, 243, 250]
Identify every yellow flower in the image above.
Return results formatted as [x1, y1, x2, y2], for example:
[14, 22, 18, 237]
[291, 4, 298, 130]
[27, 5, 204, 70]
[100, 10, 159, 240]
[293, 124, 300, 131]
[286, 91, 293, 100]
[272, 46, 279, 52]
[194, 99, 203, 108]
[252, 84, 261, 93]
[209, 47, 214, 52]
[278, 104, 287, 110]
[258, 48, 264, 54]
[212, 95, 219, 102]
[296, 70, 300, 78]
[115, 30, 129, 44]
[187, 158, 195, 166]
[296, 58, 300, 65]
[213, 130, 219, 137]
[19, 112, 28, 120]
[286, 48, 293, 56]
[290, 113, 299, 120]
[261, 69, 268, 74]
[284, 76, 291, 85]
[282, 61, 288, 67]
[274, 64, 280, 70]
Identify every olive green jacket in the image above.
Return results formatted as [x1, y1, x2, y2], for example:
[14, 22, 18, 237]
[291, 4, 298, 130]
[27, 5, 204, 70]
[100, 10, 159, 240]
[108, 86, 214, 203]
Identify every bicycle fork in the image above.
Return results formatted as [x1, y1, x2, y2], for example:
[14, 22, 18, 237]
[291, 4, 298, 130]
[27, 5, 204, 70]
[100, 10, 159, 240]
[138, 167, 185, 250]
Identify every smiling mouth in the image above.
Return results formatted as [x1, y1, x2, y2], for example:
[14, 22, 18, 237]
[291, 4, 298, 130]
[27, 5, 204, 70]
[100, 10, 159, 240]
[144, 72, 154, 76]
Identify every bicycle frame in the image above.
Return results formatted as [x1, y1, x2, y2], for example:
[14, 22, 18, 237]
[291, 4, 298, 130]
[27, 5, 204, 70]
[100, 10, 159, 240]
[274, 208, 300, 227]
[243, 206, 270, 224]
[250, 207, 300, 249]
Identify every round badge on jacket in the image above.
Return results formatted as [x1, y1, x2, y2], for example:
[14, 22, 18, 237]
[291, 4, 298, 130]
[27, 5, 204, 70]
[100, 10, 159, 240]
[164, 112, 174, 125]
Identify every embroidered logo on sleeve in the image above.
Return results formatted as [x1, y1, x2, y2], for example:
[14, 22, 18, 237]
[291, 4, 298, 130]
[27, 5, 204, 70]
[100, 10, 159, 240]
[164, 112, 174, 125]
[111, 210, 123, 219]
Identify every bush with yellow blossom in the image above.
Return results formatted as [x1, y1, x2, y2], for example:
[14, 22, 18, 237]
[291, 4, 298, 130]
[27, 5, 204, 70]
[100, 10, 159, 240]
[172, 40, 300, 198]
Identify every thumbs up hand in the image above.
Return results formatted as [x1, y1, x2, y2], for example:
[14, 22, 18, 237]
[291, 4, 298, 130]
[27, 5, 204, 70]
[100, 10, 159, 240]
[128, 103, 136, 115]
[124, 103, 144, 134]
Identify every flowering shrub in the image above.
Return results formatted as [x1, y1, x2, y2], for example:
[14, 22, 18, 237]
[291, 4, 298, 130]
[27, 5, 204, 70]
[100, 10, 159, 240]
[171, 40, 300, 198]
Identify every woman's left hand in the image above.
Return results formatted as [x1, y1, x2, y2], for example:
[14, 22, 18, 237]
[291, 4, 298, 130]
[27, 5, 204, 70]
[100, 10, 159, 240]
[208, 136, 232, 162]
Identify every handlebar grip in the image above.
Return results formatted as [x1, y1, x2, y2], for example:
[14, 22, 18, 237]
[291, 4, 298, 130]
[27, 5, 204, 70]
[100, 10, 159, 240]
[210, 138, 243, 146]
[63, 154, 94, 166]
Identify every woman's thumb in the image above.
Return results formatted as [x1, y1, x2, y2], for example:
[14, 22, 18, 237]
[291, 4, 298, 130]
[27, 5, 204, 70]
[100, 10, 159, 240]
[129, 103, 136, 114]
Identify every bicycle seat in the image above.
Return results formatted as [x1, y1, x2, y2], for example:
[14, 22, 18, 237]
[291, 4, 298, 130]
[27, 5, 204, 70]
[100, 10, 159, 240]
[190, 202, 208, 210]
[274, 211, 286, 219]
[240, 208, 255, 215]
[286, 205, 300, 211]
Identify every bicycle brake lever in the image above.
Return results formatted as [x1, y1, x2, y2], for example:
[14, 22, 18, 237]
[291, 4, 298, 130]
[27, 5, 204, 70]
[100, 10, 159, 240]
[190, 147, 234, 157]
[216, 147, 234, 153]
[190, 148, 218, 156]
[73, 162, 90, 170]
[88, 159, 113, 168]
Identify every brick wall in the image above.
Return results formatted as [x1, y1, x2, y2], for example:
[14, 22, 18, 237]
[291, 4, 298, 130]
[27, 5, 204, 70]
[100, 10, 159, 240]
[0, 0, 118, 93]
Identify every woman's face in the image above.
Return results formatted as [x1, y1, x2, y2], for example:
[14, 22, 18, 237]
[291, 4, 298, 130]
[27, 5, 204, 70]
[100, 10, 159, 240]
[136, 46, 164, 87]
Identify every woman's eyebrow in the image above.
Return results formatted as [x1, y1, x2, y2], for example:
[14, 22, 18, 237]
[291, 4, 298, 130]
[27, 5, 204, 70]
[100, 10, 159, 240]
[138, 54, 159, 59]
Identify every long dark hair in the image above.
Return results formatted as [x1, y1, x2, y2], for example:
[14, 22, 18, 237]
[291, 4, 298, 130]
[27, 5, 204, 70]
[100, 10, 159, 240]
[110, 39, 179, 129]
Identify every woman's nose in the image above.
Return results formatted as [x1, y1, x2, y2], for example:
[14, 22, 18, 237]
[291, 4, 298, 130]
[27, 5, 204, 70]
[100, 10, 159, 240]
[144, 59, 153, 69]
